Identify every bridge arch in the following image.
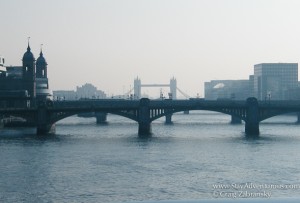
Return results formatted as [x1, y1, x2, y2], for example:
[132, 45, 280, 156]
[149, 107, 247, 122]
[4, 98, 300, 137]
[259, 110, 299, 122]
[50, 110, 139, 125]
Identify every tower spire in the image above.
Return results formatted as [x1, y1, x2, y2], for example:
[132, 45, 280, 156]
[40, 44, 43, 55]
[27, 37, 31, 51]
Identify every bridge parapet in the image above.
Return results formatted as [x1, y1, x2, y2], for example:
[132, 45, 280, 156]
[52, 99, 140, 110]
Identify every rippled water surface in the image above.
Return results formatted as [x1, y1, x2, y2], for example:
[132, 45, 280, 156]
[1, 112, 300, 202]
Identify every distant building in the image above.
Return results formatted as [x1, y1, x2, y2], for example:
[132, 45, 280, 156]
[249, 75, 254, 97]
[0, 55, 4, 67]
[254, 63, 298, 100]
[53, 83, 106, 100]
[76, 83, 106, 99]
[205, 80, 250, 100]
[285, 88, 300, 100]
[53, 90, 76, 100]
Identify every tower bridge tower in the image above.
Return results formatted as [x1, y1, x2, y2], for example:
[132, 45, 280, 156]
[170, 77, 177, 99]
[134, 77, 141, 99]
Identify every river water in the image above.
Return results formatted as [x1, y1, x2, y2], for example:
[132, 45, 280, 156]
[1, 112, 300, 202]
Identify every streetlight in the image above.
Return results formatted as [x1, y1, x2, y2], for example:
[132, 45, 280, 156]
[267, 91, 271, 104]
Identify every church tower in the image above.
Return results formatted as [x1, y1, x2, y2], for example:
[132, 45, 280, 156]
[22, 41, 36, 104]
[36, 45, 51, 101]
[36, 48, 47, 78]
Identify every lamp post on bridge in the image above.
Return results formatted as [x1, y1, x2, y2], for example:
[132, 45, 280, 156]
[265, 91, 271, 104]
[267, 91, 271, 105]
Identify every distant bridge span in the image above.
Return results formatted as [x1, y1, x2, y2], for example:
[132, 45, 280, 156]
[1, 98, 300, 137]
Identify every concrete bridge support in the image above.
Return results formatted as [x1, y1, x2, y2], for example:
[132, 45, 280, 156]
[36, 106, 55, 135]
[138, 98, 152, 137]
[297, 112, 300, 124]
[183, 110, 189, 114]
[231, 115, 242, 124]
[245, 97, 259, 137]
[95, 112, 107, 124]
[164, 109, 173, 124]
[165, 113, 173, 124]
[0, 118, 3, 128]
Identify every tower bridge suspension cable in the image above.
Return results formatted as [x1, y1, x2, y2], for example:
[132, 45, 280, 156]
[124, 87, 134, 96]
[176, 87, 190, 99]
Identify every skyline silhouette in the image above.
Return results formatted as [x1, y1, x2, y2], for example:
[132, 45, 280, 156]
[1, 0, 300, 97]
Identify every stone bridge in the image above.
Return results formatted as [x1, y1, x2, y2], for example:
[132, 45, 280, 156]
[1, 97, 300, 137]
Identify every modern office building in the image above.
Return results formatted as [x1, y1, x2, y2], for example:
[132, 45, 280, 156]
[248, 75, 254, 97]
[253, 63, 298, 100]
[205, 79, 250, 100]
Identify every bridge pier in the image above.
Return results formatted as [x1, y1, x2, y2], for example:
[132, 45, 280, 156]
[296, 112, 300, 124]
[165, 108, 173, 124]
[231, 115, 242, 124]
[95, 112, 107, 124]
[165, 114, 173, 124]
[138, 98, 152, 137]
[37, 106, 55, 135]
[245, 97, 259, 137]
[183, 110, 189, 114]
[37, 123, 55, 134]
[138, 122, 152, 137]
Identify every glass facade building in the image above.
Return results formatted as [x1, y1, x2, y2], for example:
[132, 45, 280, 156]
[254, 63, 298, 100]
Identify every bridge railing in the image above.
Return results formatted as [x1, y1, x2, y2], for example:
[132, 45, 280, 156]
[51, 99, 140, 110]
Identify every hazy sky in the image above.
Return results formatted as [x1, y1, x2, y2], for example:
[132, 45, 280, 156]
[1, 0, 300, 98]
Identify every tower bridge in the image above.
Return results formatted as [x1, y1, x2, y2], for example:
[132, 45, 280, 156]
[129, 77, 190, 100]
